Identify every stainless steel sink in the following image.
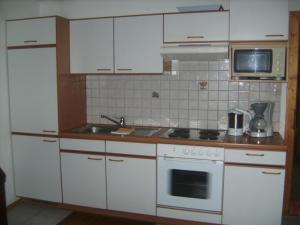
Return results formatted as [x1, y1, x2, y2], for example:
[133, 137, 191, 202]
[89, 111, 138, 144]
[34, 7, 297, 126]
[72, 124, 160, 136]
[72, 125, 118, 134]
[132, 128, 161, 136]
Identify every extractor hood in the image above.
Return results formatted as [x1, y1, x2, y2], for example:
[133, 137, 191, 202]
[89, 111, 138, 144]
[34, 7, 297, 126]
[160, 43, 229, 61]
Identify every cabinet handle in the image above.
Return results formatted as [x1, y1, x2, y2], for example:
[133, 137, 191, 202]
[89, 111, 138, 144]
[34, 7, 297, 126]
[24, 40, 38, 43]
[108, 159, 124, 162]
[43, 139, 57, 143]
[42, 130, 56, 133]
[262, 171, 281, 175]
[88, 157, 103, 160]
[117, 68, 132, 71]
[265, 34, 285, 37]
[187, 36, 205, 39]
[245, 153, 265, 157]
[96, 68, 111, 71]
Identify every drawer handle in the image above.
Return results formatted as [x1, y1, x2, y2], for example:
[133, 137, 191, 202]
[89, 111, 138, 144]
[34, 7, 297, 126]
[246, 153, 265, 157]
[88, 157, 103, 160]
[109, 159, 124, 162]
[96, 68, 111, 71]
[117, 68, 132, 71]
[42, 130, 56, 133]
[24, 40, 38, 43]
[187, 36, 204, 39]
[262, 171, 281, 175]
[265, 34, 285, 37]
[43, 139, 57, 143]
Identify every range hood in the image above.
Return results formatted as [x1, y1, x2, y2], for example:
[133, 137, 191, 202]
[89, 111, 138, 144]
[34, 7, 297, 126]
[160, 43, 229, 61]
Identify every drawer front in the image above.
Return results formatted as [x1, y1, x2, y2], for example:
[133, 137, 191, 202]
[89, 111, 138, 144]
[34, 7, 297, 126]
[60, 138, 105, 152]
[225, 149, 286, 166]
[7, 17, 56, 47]
[106, 141, 156, 156]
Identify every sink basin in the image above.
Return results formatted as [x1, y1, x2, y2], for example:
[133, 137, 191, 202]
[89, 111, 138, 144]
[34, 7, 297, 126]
[132, 128, 161, 136]
[72, 125, 118, 134]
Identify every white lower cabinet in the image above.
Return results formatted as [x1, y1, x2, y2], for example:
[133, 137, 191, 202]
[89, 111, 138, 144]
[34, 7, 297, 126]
[106, 156, 156, 215]
[61, 152, 106, 209]
[223, 165, 285, 225]
[12, 135, 62, 202]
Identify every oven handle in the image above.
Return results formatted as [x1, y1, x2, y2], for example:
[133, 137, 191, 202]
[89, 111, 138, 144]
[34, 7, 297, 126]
[157, 156, 223, 164]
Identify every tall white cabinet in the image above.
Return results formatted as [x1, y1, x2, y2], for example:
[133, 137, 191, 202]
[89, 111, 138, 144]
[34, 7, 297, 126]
[7, 17, 65, 203]
[12, 135, 61, 202]
[8, 48, 58, 134]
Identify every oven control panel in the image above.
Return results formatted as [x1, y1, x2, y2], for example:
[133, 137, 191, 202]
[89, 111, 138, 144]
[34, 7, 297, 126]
[157, 144, 224, 161]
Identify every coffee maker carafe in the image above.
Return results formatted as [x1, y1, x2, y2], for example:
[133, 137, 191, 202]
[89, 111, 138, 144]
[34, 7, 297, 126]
[249, 102, 274, 137]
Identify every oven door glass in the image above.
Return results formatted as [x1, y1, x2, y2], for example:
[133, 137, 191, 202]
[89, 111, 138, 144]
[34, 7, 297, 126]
[170, 169, 209, 199]
[157, 157, 223, 212]
[234, 49, 272, 73]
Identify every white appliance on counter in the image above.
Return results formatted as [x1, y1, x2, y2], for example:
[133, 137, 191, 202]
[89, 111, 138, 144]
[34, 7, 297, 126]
[157, 144, 224, 224]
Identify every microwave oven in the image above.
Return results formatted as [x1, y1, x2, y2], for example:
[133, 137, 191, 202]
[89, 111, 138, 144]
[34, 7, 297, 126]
[231, 44, 286, 80]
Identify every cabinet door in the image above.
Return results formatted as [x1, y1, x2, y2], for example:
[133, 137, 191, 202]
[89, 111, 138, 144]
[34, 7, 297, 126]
[164, 12, 229, 43]
[61, 152, 106, 209]
[114, 15, 163, 74]
[230, 0, 288, 40]
[8, 48, 58, 134]
[223, 166, 285, 225]
[12, 135, 61, 202]
[106, 156, 156, 215]
[6, 17, 56, 47]
[70, 18, 114, 74]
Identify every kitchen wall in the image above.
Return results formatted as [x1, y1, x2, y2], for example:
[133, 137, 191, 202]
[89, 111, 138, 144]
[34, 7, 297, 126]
[86, 60, 284, 131]
[0, 0, 40, 205]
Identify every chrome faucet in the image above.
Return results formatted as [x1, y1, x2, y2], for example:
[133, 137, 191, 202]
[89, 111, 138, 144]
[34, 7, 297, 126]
[100, 115, 126, 128]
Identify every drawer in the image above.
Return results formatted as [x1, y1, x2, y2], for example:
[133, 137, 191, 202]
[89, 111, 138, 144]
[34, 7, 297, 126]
[106, 141, 156, 156]
[60, 138, 105, 152]
[225, 149, 286, 166]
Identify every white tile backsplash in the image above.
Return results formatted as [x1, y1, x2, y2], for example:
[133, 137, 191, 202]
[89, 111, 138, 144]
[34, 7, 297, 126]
[86, 60, 282, 131]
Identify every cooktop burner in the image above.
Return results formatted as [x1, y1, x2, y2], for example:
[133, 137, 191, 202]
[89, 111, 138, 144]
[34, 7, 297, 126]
[164, 128, 225, 142]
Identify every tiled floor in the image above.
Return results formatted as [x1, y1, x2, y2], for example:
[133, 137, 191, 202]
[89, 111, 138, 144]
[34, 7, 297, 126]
[6, 202, 300, 225]
[7, 202, 71, 225]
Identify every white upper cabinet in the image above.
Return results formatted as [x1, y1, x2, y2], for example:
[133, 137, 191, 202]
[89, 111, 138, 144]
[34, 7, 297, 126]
[114, 15, 163, 74]
[6, 17, 56, 47]
[70, 18, 114, 74]
[230, 0, 289, 41]
[8, 48, 58, 134]
[164, 11, 229, 43]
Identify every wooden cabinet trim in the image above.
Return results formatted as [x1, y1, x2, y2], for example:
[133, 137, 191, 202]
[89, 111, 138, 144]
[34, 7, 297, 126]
[106, 153, 156, 160]
[6, 16, 59, 22]
[225, 162, 285, 169]
[7, 44, 56, 50]
[12, 132, 58, 138]
[60, 149, 105, 156]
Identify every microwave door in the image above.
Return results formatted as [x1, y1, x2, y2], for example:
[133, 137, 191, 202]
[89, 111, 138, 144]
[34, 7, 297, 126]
[234, 49, 272, 74]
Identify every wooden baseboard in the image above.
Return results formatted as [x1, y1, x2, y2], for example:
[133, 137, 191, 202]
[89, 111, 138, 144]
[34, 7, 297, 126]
[7, 198, 23, 210]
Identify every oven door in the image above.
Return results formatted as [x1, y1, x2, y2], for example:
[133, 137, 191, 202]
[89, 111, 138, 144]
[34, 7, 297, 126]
[157, 156, 224, 212]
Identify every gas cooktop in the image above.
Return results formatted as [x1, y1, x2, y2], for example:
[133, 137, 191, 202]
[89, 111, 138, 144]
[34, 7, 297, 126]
[161, 128, 226, 142]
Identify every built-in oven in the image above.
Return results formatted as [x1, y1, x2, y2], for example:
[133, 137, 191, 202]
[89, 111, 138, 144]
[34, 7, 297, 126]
[157, 144, 224, 213]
